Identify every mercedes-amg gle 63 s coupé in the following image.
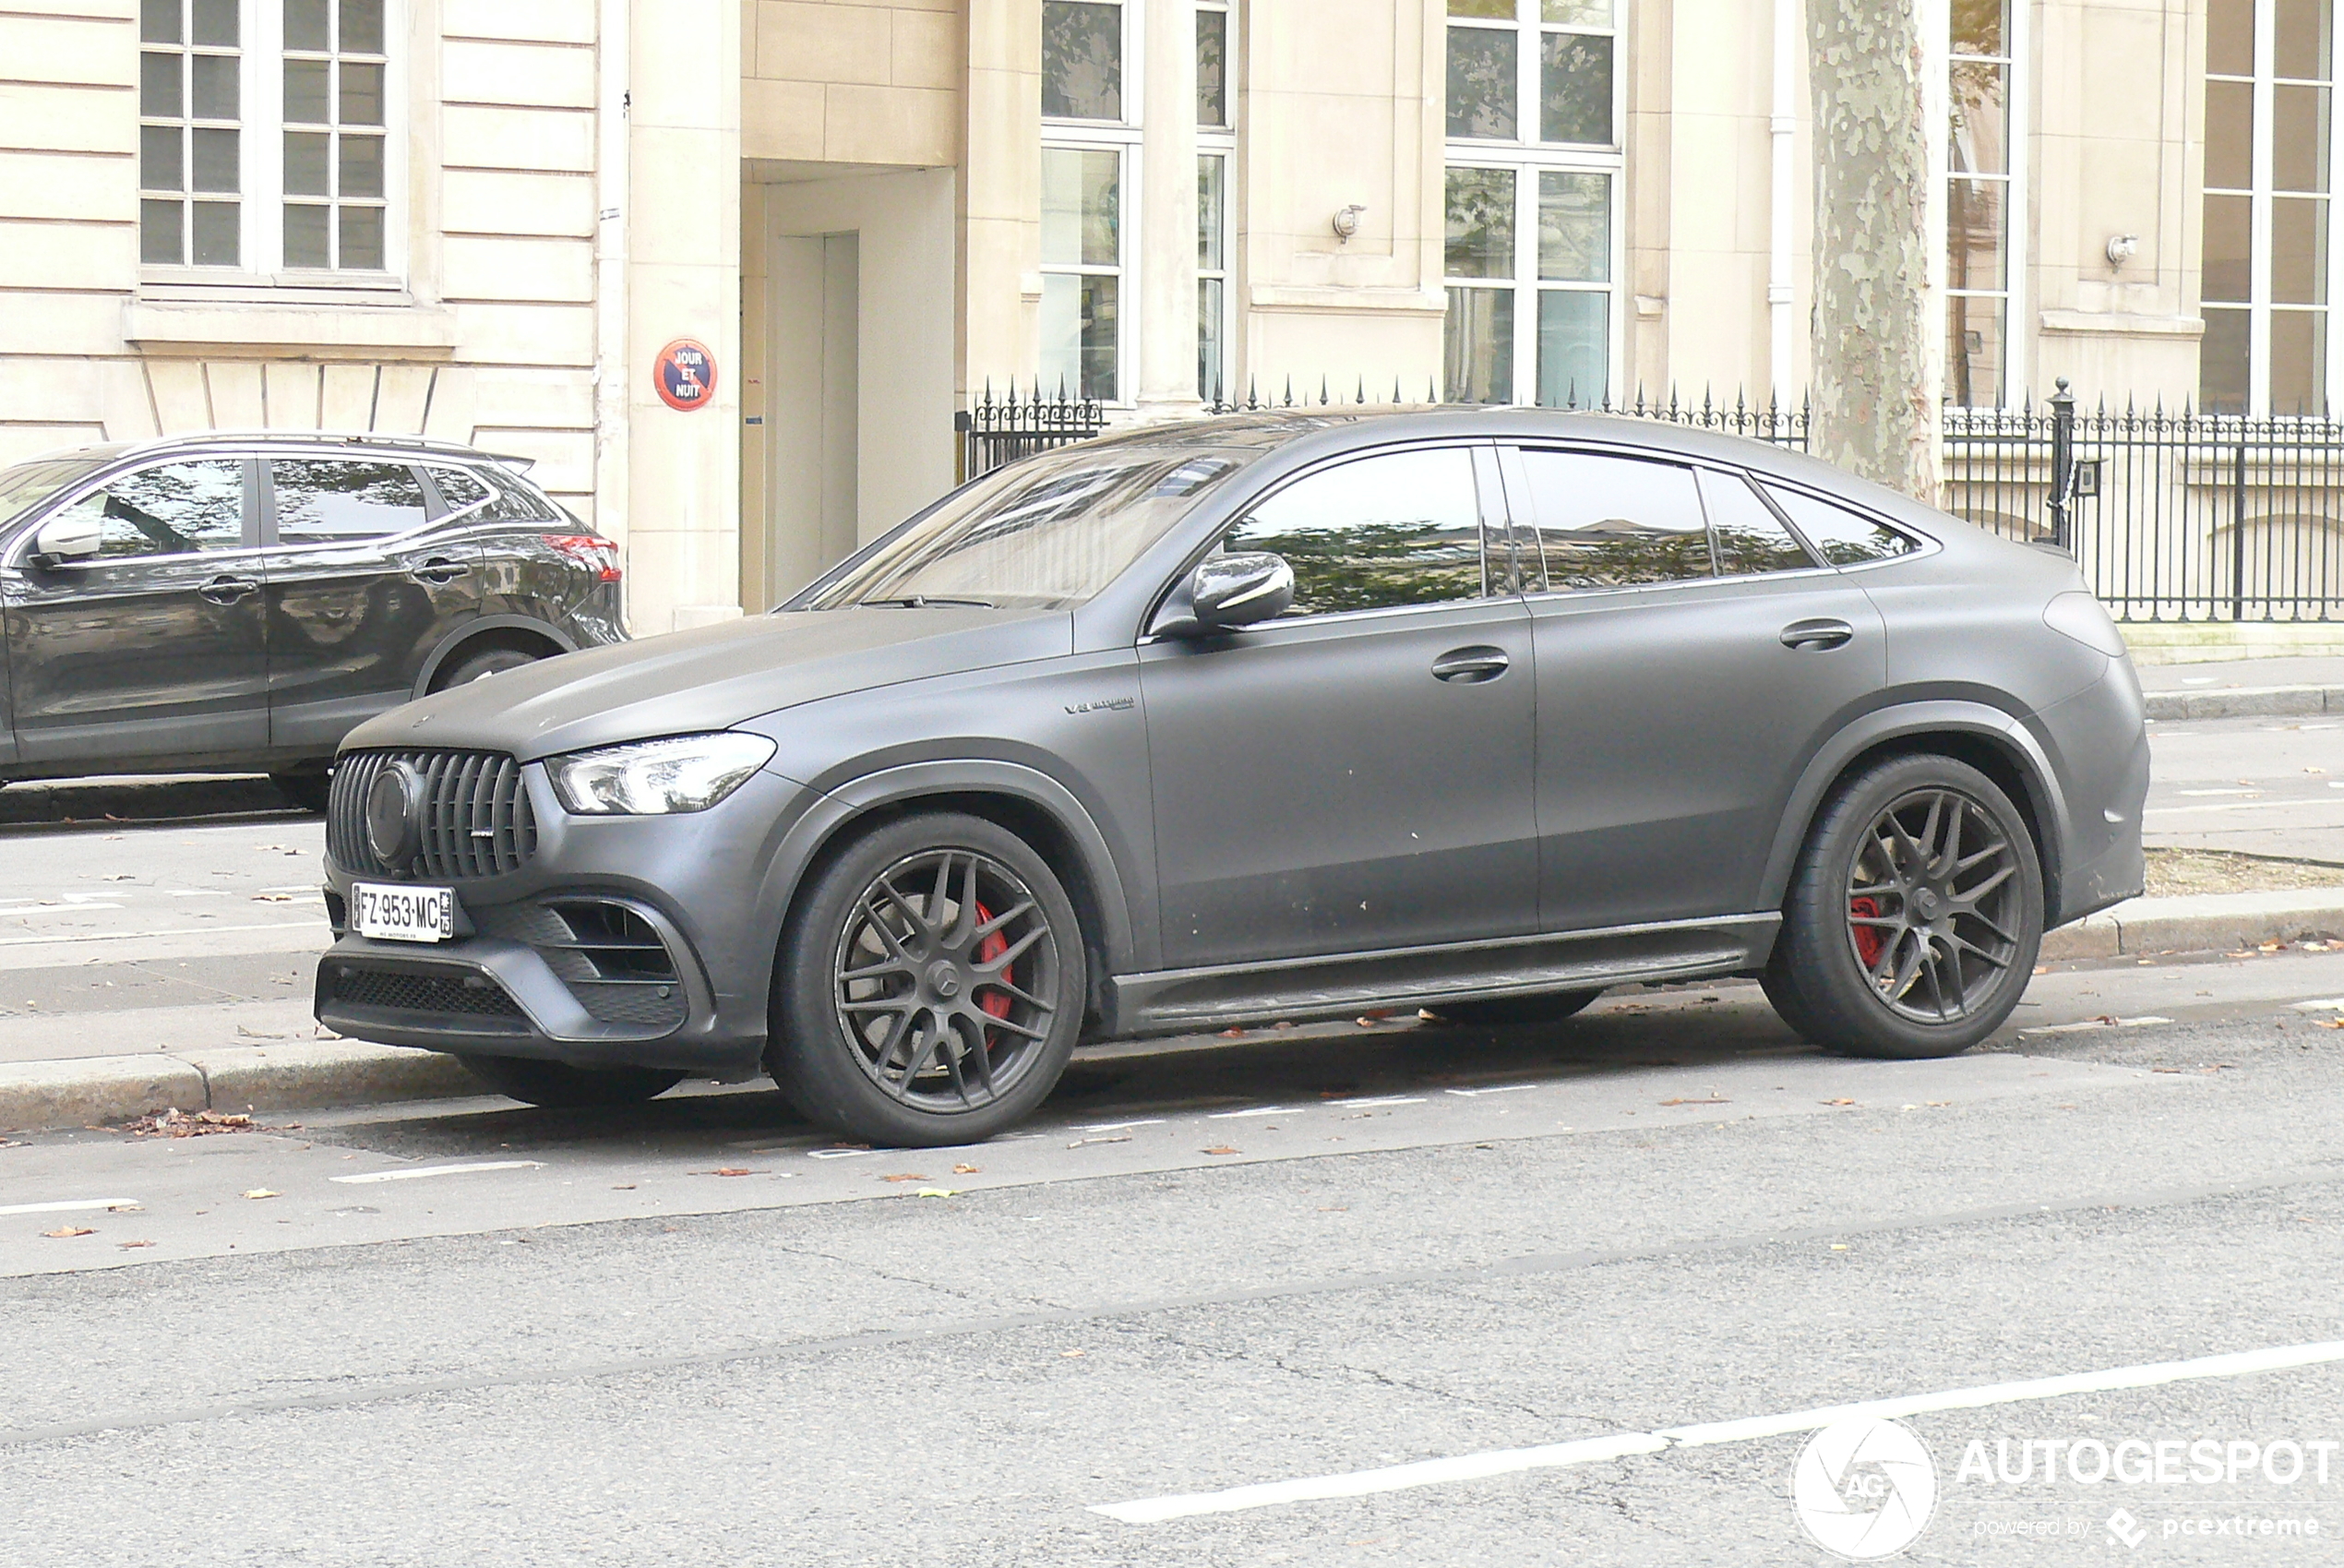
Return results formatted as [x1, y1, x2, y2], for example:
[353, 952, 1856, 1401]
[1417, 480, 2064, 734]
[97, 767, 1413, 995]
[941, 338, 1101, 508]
[314, 410, 2148, 1147]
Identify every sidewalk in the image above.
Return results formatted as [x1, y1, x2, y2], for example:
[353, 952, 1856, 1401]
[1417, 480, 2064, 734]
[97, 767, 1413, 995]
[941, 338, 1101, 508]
[2135, 653, 2344, 721]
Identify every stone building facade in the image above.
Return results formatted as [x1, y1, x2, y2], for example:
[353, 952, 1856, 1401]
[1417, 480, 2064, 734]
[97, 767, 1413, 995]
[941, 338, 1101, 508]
[0, 1, 2315, 633]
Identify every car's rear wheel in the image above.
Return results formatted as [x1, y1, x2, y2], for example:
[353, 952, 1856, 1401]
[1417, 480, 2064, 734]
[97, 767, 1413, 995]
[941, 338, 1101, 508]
[1765, 754, 2042, 1059]
[771, 812, 1085, 1148]
[270, 768, 331, 814]
[435, 646, 540, 690]
[455, 1053, 687, 1107]
[1427, 990, 1601, 1028]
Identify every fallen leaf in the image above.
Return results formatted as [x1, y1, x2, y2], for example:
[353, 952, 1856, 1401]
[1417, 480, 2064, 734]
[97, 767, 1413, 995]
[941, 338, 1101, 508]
[913, 1188, 957, 1198]
[117, 1240, 154, 1250]
[1218, 1028, 1247, 1038]
[1202, 1144, 1240, 1155]
[1659, 1096, 1728, 1107]
[2095, 1014, 2120, 1025]
[1060, 1348, 1086, 1359]
[610, 1183, 637, 1191]
[241, 1189, 279, 1200]
[1317, 1204, 1349, 1212]
[880, 1173, 928, 1183]
[1068, 1134, 1130, 1148]
[2308, 767, 2328, 774]
[1822, 1098, 1856, 1107]
[707, 1167, 759, 1178]
[42, 1226, 95, 1238]
[251, 893, 295, 903]
[2320, 1020, 2344, 1031]
[951, 1163, 980, 1175]
[2152, 1067, 2185, 1073]
[1829, 1243, 1849, 1251]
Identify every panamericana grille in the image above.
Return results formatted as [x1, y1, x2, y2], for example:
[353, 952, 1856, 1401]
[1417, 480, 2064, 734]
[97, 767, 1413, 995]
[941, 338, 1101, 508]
[329, 748, 538, 880]
[323, 966, 526, 1019]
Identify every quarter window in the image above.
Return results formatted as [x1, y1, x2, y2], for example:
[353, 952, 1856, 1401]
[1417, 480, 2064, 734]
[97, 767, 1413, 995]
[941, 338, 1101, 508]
[1222, 448, 1489, 616]
[1759, 484, 1921, 566]
[51, 461, 248, 559]
[1513, 451, 1711, 589]
[269, 460, 427, 542]
[1700, 469, 1815, 576]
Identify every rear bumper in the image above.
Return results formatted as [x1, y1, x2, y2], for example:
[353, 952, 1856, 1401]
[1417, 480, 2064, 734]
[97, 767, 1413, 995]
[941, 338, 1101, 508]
[2038, 659, 2151, 927]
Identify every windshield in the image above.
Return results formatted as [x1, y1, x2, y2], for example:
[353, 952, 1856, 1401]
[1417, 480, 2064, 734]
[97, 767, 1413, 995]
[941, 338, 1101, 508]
[805, 445, 1254, 610]
[0, 452, 114, 530]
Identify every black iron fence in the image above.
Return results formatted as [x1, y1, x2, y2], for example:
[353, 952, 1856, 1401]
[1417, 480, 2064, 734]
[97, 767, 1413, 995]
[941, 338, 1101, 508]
[957, 377, 2344, 620]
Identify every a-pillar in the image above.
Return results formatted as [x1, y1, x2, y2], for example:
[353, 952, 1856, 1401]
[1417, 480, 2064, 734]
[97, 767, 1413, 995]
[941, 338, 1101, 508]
[1135, 0, 1200, 416]
[624, 0, 743, 635]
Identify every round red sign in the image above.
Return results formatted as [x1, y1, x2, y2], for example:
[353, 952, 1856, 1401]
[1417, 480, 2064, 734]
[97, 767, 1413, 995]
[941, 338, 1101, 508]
[652, 339, 717, 412]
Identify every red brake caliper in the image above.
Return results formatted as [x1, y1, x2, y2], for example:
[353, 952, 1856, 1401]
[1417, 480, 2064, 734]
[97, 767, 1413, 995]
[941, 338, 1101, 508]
[1848, 896, 1885, 968]
[973, 903, 1011, 1023]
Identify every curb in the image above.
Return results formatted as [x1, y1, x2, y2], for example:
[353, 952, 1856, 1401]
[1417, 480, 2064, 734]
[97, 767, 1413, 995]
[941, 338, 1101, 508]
[2142, 685, 2344, 722]
[0, 1040, 477, 1133]
[2040, 887, 2344, 961]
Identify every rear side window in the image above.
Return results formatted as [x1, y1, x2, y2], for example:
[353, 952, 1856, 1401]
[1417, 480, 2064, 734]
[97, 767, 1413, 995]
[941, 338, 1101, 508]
[1222, 446, 1487, 616]
[1760, 483, 1920, 566]
[270, 460, 429, 543]
[430, 465, 551, 522]
[44, 460, 246, 559]
[1514, 451, 1712, 590]
[1700, 469, 1814, 576]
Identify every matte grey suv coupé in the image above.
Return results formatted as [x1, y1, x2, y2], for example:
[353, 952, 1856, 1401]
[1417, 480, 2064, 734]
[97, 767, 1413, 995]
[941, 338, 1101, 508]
[314, 410, 2148, 1147]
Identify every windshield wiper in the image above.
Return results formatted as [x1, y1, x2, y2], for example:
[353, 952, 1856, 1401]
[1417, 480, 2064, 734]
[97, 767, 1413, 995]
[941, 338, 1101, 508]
[855, 595, 997, 609]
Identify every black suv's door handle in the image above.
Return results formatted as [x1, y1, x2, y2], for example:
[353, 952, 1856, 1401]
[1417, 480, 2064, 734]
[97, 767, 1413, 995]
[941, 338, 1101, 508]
[197, 574, 259, 604]
[1779, 617, 1854, 651]
[411, 557, 468, 584]
[1431, 646, 1511, 683]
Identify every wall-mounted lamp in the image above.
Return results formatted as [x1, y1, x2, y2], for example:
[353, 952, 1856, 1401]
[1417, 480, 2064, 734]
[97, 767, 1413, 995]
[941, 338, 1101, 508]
[1332, 204, 1367, 244]
[2105, 233, 2139, 269]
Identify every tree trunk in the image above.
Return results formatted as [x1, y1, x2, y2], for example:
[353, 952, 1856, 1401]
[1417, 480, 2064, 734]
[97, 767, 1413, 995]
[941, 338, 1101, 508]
[1808, 0, 1940, 501]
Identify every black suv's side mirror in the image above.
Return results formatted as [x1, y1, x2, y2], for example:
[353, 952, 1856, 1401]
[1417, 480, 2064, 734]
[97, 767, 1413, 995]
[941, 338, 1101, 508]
[27, 510, 102, 571]
[1151, 551, 1296, 639]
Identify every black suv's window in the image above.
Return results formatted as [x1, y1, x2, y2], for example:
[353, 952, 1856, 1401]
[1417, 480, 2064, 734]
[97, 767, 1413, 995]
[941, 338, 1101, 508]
[43, 460, 246, 559]
[270, 460, 428, 543]
[1760, 483, 1921, 565]
[1700, 468, 1815, 576]
[1222, 447, 1486, 616]
[1514, 451, 1711, 590]
[428, 465, 547, 522]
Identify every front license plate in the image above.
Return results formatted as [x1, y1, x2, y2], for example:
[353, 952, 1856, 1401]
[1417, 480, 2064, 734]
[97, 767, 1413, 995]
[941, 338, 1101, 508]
[352, 882, 456, 943]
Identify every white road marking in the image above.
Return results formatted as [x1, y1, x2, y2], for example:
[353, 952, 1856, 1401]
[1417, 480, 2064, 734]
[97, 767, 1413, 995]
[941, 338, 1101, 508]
[806, 1147, 876, 1160]
[1077, 1119, 1166, 1133]
[0, 1198, 141, 1216]
[2292, 999, 2344, 1011]
[2176, 787, 2262, 797]
[1092, 1338, 2344, 1524]
[1208, 1107, 1294, 1119]
[1329, 1095, 1428, 1108]
[0, 921, 317, 949]
[1444, 1083, 1541, 1098]
[2144, 798, 2342, 816]
[329, 1160, 544, 1184]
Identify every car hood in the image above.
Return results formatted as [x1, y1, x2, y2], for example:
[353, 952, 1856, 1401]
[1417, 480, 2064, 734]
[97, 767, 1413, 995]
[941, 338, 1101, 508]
[341, 606, 1076, 762]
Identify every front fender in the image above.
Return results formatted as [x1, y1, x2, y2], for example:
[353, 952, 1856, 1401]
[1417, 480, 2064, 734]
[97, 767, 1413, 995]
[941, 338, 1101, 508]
[1757, 699, 2075, 916]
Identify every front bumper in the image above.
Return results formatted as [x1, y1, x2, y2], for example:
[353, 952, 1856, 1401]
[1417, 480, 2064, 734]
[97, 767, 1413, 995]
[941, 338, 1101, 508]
[315, 764, 814, 1079]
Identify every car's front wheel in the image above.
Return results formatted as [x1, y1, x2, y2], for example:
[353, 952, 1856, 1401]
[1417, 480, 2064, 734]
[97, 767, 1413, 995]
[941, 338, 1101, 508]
[1764, 754, 2042, 1059]
[771, 812, 1086, 1148]
[455, 1053, 687, 1107]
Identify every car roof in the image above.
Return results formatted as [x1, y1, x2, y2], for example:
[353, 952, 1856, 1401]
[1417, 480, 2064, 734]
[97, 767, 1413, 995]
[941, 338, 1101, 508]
[17, 430, 539, 474]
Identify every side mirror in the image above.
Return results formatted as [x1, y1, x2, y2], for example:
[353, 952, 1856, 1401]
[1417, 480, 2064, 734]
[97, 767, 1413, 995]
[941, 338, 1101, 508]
[30, 510, 102, 569]
[1152, 551, 1295, 638]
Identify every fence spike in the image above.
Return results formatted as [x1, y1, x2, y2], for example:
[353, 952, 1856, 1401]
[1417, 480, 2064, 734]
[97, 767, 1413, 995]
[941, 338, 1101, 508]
[1356, 375, 1367, 405]
[1319, 375, 1331, 406]
[1429, 375, 1440, 405]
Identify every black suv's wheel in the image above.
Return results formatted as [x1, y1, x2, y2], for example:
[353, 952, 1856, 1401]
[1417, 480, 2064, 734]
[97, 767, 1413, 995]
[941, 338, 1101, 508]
[771, 812, 1085, 1148]
[1764, 754, 2042, 1059]
[270, 769, 331, 813]
[1428, 990, 1601, 1028]
[436, 646, 540, 690]
[456, 1053, 687, 1107]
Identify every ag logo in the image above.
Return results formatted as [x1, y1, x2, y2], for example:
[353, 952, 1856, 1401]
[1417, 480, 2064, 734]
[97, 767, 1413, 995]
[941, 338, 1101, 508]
[1791, 1417, 1938, 1560]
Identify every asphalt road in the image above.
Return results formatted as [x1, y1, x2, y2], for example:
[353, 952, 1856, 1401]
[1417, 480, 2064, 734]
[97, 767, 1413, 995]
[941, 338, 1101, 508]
[2144, 714, 2344, 863]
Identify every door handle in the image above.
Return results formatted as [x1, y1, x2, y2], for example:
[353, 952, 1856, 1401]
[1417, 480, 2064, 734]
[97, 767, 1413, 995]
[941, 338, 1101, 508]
[1431, 645, 1511, 683]
[197, 574, 259, 604]
[1779, 617, 1854, 651]
[411, 557, 468, 584]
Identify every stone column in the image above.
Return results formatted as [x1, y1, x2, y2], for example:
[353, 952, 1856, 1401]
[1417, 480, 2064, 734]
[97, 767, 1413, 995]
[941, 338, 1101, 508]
[624, 0, 743, 634]
[1135, 0, 1201, 414]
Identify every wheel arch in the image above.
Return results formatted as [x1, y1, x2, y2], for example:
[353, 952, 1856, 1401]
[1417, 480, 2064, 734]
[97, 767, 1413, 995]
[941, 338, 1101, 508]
[1760, 701, 2071, 921]
[414, 616, 577, 696]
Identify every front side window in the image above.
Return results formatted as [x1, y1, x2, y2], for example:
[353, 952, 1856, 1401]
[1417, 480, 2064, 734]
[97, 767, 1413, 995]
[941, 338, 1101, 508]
[1222, 448, 1488, 616]
[1513, 451, 1711, 590]
[49, 461, 248, 559]
[139, 0, 400, 276]
[269, 459, 427, 542]
[1043, 0, 1131, 401]
[1443, 1, 1620, 407]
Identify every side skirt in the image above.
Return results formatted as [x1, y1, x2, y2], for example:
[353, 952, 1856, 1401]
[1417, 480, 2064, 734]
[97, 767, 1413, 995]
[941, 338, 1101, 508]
[1099, 913, 1781, 1038]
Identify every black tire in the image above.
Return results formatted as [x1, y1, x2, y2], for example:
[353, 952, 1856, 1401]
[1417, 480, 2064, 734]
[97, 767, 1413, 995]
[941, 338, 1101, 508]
[1428, 990, 1602, 1028]
[455, 1052, 687, 1107]
[1764, 753, 2043, 1059]
[434, 646, 540, 691]
[271, 770, 331, 814]
[771, 812, 1086, 1148]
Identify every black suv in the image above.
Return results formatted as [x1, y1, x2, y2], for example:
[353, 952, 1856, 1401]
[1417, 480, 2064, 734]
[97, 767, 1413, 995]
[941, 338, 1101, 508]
[0, 433, 626, 808]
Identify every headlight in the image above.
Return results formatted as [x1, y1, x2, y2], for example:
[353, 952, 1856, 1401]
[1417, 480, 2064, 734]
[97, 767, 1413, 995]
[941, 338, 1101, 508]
[2042, 591, 2128, 658]
[545, 733, 777, 815]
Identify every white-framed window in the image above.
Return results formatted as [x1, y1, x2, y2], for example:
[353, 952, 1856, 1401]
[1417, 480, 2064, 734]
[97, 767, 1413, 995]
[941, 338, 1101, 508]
[1946, 0, 2027, 407]
[1441, 0, 1622, 407]
[1042, 0, 1136, 402]
[138, 0, 401, 280]
[1198, 0, 1236, 401]
[2202, 0, 2338, 414]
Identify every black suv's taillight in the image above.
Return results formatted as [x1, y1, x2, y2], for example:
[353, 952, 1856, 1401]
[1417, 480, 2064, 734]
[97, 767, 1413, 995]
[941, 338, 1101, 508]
[544, 533, 620, 582]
